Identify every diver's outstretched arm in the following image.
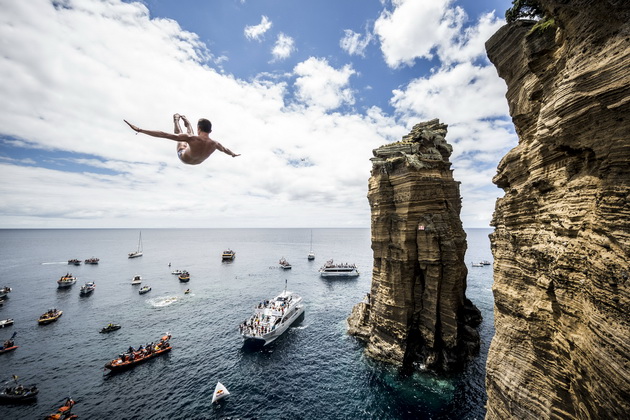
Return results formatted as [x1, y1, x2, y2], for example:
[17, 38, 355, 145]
[124, 120, 188, 142]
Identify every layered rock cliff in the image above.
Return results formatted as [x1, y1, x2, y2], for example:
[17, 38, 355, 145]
[347, 119, 481, 372]
[485, 1, 630, 419]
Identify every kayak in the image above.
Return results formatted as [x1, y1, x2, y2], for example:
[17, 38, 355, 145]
[0, 346, 18, 355]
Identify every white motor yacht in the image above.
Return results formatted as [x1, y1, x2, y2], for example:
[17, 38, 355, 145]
[318, 260, 359, 278]
[239, 285, 304, 346]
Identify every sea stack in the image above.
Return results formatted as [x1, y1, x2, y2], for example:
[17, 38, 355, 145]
[347, 119, 482, 372]
[485, 1, 630, 418]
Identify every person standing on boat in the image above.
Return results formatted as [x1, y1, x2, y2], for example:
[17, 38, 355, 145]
[124, 114, 240, 165]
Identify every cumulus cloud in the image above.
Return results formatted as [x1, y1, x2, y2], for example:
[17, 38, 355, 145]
[373, 0, 515, 227]
[0, 0, 514, 229]
[374, 0, 464, 68]
[293, 58, 357, 111]
[244, 15, 272, 41]
[340, 29, 373, 57]
[271, 33, 296, 61]
[0, 0, 407, 229]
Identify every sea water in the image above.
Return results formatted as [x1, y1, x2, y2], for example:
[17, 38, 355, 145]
[0, 228, 493, 419]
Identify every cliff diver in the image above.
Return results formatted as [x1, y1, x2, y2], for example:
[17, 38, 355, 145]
[124, 114, 240, 165]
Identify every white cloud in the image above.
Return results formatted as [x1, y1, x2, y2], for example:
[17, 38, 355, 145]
[244, 15, 272, 41]
[374, 0, 465, 68]
[340, 29, 372, 57]
[391, 62, 509, 124]
[293, 57, 356, 111]
[0, 0, 407, 229]
[271, 33, 296, 61]
[0, 0, 513, 229]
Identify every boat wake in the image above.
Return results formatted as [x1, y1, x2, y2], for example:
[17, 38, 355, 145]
[148, 296, 179, 308]
[41, 262, 67, 265]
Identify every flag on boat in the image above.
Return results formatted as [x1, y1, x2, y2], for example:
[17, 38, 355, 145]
[211, 381, 230, 403]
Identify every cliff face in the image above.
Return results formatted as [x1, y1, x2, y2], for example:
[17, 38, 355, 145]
[347, 119, 481, 372]
[485, 1, 630, 419]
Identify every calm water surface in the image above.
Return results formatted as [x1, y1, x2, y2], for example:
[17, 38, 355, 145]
[0, 228, 493, 419]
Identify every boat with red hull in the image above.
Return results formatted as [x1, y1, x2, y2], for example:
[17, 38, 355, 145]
[104, 334, 172, 372]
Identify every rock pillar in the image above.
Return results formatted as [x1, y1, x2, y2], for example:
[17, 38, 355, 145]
[348, 119, 481, 372]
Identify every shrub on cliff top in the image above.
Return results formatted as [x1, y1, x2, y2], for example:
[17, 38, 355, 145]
[505, 0, 545, 23]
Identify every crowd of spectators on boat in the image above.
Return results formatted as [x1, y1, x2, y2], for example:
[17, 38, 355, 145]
[114, 335, 171, 363]
[240, 297, 295, 337]
[321, 260, 357, 269]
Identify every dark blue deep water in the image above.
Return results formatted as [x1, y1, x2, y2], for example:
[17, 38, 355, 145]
[0, 228, 493, 419]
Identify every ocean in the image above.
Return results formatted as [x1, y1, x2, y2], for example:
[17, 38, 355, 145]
[0, 228, 494, 419]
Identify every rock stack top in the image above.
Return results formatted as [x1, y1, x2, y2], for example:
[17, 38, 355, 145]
[371, 119, 453, 171]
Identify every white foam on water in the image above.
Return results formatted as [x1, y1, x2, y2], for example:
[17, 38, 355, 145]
[148, 296, 179, 308]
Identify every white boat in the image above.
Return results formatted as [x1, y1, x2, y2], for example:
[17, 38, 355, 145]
[139, 285, 151, 294]
[239, 283, 304, 346]
[471, 262, 484, 267]
[131, 275, 142, 285]
[0, 319, 14, 328]
[211, 382, 230, 404]
[0, 286, 11, 298]
[128, 231, 143, 258]
[481, 260, 491, 265]
[57, 274, 77, 288]
[308, 231, 315, 260]
[279, 257, 292, 269]
[318, 260, 359, 278]
[171, 269, 184, 275]
[80, 282, 96, 295]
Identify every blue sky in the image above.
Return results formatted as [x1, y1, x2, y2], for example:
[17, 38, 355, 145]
[0, 0, 516, 228]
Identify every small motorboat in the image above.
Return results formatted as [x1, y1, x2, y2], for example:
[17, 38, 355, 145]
[104, 334, 172, 372]
[0, 319, 13, 328]
[131, 275, 142, 285]
[471, 262, 484, 267]
[211, 381, 230, 403]
[80, 282, 96, 295]
[178, 271, 190, 282]
[100, 323, 121, 333]
[0, 379, 38, 403]
[139, 285, 151, 295]
[279, 257, 292, 269]
[171, 269, 184, 275]
[84, 257, 99, 264]
[57, 274, 77, 288]
[222, 249, 236, 261]
[0, 286, 11, 298]
[38, 309, 63, 325]
[67, 259, 81, 265]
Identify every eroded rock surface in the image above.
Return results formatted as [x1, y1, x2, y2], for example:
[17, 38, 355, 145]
[485, 1, 630, 418]
[347, 119, 481, 372]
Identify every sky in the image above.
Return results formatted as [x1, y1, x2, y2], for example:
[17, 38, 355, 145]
[0, 0, 517, 229]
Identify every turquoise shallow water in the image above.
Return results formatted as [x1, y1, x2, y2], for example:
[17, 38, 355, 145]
[0, 228, 493, 419]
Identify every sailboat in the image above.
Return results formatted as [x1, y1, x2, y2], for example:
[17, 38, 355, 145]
[307, 230, 315, 260]
[211, 381, 230, 403]
[128, 231, 143, 258]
